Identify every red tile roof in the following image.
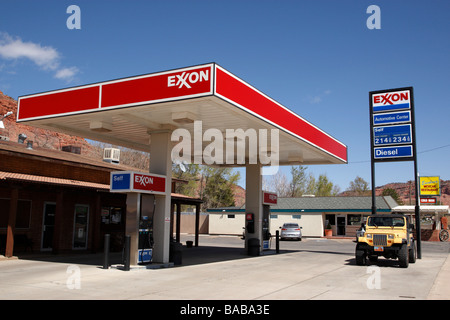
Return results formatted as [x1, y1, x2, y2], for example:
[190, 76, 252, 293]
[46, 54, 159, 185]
[0, 170, 109, 190]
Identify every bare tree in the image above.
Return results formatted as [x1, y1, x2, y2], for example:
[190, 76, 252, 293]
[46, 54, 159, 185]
[264, 171, 290, 197]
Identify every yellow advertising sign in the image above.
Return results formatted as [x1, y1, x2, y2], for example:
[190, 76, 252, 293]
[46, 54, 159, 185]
[419, 176, 440, 196]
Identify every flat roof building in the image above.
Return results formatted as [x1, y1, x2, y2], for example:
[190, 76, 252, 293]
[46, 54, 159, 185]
[208, 196, 398, 238]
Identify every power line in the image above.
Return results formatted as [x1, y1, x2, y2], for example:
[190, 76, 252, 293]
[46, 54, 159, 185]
[418, 144, 450, 154]
[349, 144, 450, 164]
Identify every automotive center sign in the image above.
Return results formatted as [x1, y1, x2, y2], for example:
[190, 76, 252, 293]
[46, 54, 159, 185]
[369, 87, 416, 162]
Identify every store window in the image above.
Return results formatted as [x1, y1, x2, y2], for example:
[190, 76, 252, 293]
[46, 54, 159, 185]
[325, 214, 335, 225]
[101, 207, 123, 224]
[347, 214, 362, 225]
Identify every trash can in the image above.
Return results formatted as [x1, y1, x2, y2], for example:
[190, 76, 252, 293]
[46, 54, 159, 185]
[170, 241, 183, 265]
[248, 238, 260, 256]
[186, 240, 193, 248]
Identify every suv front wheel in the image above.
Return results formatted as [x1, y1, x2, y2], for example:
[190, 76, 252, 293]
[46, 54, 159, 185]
[409, 240, 416, 264]
[398, 244, 409, 268]
[355, 244, 367, 266]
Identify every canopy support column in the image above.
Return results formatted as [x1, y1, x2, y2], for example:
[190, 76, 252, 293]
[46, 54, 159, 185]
[150, 131, 172, 264]
[245, 164, 263, 252]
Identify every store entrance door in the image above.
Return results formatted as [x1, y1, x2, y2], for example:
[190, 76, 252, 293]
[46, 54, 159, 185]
[41, 202, 56, 250]
[336, 215, 346, 236]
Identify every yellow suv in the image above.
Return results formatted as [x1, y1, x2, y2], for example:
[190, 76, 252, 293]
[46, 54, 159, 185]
[355, 214, 416, 268]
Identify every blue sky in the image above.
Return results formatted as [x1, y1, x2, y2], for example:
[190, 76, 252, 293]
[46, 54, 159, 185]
[1, 0, 449, 191]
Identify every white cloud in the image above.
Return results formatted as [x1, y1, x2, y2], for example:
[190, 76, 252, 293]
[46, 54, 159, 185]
[309, 96, 322, 104]
[0, 32, 79, 81]
[307, 90, 332, 105]
[54, 67, 79, 81]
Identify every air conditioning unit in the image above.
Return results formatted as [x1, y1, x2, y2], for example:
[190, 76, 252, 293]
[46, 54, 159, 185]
[103, 148, 120, 164]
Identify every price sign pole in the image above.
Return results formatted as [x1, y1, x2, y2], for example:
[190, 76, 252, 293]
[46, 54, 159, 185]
[369, 87, 421, 259]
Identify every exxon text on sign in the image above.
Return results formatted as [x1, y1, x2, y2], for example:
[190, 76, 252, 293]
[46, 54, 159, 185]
[372, 89, 411, 113]
[373, 124, 412, 146]
[167, 69, 209, 89]
[132, 173, 166, 194]
[374, 145, 413, 160]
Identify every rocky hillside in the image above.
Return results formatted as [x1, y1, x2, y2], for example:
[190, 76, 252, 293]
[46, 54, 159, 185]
[375, 180, 450, 206]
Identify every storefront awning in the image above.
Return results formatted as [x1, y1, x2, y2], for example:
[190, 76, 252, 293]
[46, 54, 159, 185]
[392, 205, 450, 214]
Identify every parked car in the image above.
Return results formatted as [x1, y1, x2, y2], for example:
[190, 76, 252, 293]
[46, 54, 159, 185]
[280, 223, 302, 240]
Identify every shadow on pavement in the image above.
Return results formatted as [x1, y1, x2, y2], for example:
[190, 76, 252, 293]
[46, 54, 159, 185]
[13, 251, 124, 267]
[11, 245, 301, 268]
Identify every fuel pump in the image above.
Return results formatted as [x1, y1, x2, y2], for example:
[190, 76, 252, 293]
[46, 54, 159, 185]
[138, 194, 155, 264]
[262, 204, 271, 250]
[245, 213, 255, 234]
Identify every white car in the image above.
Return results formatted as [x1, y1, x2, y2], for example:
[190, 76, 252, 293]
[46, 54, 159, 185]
[280, 223, 302, 240]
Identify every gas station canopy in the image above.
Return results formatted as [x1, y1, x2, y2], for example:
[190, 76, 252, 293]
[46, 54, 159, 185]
[17, 63, 347, 166]
[17, 63, 348, 264]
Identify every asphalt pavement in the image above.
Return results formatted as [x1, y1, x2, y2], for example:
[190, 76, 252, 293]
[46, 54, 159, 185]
[0, 235, 449, 302]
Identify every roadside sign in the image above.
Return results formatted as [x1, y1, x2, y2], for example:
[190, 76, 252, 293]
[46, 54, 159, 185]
[420, 198, 436, 204]
[419, 176, 440, 196]
[369, 87, 415, 163]
[369, 86, 421, 259]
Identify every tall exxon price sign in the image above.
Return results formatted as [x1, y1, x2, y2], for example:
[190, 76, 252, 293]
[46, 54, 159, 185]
[370, 88, 415, 162]
[369, 86, 421, 259]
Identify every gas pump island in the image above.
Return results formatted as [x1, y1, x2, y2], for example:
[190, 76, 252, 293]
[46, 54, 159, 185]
[17, 63, 348, 264]
[110, 171, 167, 265]
[245, 191, 277, 254]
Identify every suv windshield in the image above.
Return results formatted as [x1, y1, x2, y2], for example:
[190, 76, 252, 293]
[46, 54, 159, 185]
[367, 217, 405, 227]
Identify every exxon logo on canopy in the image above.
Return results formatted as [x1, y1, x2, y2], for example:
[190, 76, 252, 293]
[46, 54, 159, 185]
[167, 70, 209, 89]
[372, 89, 411, 113]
